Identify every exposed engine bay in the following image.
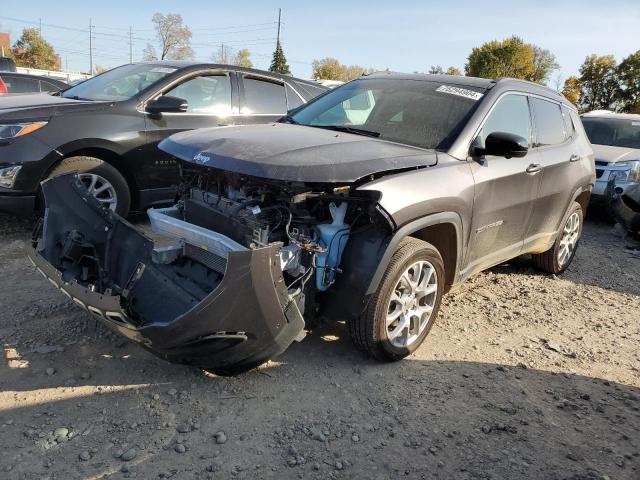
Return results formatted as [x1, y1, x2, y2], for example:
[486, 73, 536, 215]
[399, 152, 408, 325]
[30, 168, 388, 374]
[165, 163, 384, 313]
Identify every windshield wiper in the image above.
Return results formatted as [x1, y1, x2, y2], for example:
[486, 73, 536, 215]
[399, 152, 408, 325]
[311, 125, 380, 138]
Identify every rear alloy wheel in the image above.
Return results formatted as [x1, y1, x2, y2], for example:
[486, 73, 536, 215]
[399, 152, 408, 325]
[47, 156, 131, 217]
[531, 201, 583, 274]
[349, 237, 444, 361]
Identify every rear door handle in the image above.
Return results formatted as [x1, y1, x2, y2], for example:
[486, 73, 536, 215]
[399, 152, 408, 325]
[569, 154, 581, 162]
[526, 163, 542, 174]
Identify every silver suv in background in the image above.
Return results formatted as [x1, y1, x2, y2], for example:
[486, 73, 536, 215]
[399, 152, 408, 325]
[581, 111, 640, 205]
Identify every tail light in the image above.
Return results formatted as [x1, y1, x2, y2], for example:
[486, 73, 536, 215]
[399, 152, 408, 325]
[0, 77, 7, 94]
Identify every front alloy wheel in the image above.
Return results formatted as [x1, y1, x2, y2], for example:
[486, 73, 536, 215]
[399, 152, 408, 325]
[349, 237, 445, 361]
[386, 260, 438, 348]
[78, 173, 118, 212]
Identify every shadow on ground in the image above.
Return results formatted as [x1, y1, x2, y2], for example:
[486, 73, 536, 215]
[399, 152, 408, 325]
[1, 316, 639, 480]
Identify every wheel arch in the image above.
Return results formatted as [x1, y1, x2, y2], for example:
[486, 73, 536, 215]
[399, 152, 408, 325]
[42, 142, 139, 207]
[366, 212, 464, 295]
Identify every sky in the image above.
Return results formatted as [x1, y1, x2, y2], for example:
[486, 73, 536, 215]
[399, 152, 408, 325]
[1, 0, 639, 85]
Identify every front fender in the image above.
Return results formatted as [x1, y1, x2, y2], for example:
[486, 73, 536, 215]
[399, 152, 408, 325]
[366, 212, 464, 295]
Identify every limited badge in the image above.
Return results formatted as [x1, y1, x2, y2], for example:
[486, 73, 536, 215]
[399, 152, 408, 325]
[436, 85, 484, 101]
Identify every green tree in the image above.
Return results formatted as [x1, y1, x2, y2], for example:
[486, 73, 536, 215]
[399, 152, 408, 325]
[151, 13, 194, 60]
[446, 66, 462, 76]
[465, 36, 558, 84]
[311, 57, 365, 81]
[232, 48, 253, 68]
[562, 76, 581, 106]
[578, 54, 619, 111]
[428, 65, 444, 74]
[617, 50, 640, 113]
[530, 46, 560, 84]
[12, 28, 60, 70]
[269, 41, 290, 74]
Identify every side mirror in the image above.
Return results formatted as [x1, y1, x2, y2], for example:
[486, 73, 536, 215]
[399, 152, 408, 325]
[146, 95, 188, 118]
[471, 131, 529, 159]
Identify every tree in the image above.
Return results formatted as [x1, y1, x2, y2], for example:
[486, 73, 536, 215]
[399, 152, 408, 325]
[94, 65, 109, 74]
[151, 13, 194, 60]
[345, 64, 365, 80]
[446, 66, 462, 76]
[12, 28, 60, 70]
[562, 76, 581, 106]
[617, 50, 640, 113]
[578, 54, 619, 111]
[311, 57, 366, 81]
[530, 46, 560, 84]
[269, 41, 290, 74]
[142, 43, 158, 61]
[428, 65, 444, 74]
[465, 36, 558, 84]
[232, 48, 253, 68]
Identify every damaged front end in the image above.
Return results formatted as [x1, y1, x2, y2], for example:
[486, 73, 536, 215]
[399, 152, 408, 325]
[29, 173, 306, 375]
[30, 167, 388, 374]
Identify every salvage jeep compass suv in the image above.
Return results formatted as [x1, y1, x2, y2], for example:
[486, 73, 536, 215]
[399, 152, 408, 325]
[30, 73, 595, 375]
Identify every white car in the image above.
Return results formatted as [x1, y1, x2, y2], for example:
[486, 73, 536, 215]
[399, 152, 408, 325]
[581, 111, 640, 203]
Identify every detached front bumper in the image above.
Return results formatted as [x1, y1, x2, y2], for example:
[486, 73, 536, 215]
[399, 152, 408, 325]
[29, 173, 305, 374]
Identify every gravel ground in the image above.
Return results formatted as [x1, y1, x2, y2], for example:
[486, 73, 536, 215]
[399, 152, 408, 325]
[0, 211, 638, 480]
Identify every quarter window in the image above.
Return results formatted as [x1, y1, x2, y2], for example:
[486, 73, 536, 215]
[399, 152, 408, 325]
[242, 76, 287, 114]
[164, 74, 232, 114]
[480, 94, 532, 146]
[285, 83, 304, 110]
[531, 98, 565, 146]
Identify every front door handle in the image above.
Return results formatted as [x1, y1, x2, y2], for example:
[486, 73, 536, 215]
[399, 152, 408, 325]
[569, 154, 581, 162]
[526, 163, 542, 174]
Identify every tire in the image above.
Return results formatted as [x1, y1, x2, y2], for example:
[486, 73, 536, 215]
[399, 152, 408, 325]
[531, 201, 583, 274]
[48, 156, 131, 217]
[349, 237, 445, 361]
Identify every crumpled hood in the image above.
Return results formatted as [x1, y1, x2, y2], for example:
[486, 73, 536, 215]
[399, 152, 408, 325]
[0, 93, 110, 122]
[159, 123, 437, 183]
[592, 144, 640, 164]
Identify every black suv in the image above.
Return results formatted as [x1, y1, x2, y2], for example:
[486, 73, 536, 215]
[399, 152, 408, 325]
[0, 62, 327, 216]
[31, 73, 594, 375]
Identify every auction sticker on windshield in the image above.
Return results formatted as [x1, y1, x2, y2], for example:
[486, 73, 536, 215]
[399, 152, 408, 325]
[436, 85, 483, 101]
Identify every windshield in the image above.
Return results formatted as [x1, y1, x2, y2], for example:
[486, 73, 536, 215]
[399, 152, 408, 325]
[62, 63, 177, 101]
[291, 78, 485, 150]
[582, 116, 640, 149]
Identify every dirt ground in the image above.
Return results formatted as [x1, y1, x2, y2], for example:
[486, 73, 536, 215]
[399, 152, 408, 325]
[0, 211, 638, 480]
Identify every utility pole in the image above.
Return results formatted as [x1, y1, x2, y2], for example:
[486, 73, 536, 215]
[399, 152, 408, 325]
[89, 18, 93, 75]
[129, 26, 133, 63]
[276, 8, 281, 46]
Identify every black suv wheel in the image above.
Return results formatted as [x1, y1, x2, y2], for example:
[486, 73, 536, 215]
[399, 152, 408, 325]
[48, 156, 131, 217]
[349, 237, 444, 361]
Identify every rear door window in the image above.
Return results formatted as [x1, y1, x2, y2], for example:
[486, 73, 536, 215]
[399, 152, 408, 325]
[242, 76, 287, 114]
[480, 94, 532, 145]
[531, 97, 566, 146]
[4, 76, 40, 93]
[164, 74, 232, 114]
